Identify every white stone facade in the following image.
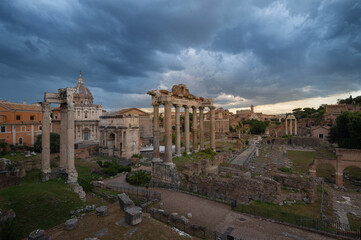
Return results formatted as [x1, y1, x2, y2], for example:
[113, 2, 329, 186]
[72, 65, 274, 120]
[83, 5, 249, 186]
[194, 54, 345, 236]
[99, 114, 140, 159]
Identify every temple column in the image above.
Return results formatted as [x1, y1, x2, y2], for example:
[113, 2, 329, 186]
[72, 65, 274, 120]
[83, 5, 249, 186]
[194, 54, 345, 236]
[114, 128, 118, 157]
[290, 119, 293, 135]
[164, 102, 172, 162]
[66, 104, 75, 173]
[192, 106, 198, 152]
[184, 106, 190, 154]
[59, 105, 68, 171]
[153, 104, 160, 160]
[210, 106, 216, 151]
[199, 107, 204, 150]
[41, 102, 51, 174]
[175, 104, 181, 156]
[295, 119, 298, 135]
[285, 119, 288, 135]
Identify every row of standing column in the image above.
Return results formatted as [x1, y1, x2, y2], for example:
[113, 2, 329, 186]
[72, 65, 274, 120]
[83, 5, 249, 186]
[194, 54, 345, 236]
[153, 103, 216, 163]
[41, 102, 76, 175]
[285, 119, 297, 135]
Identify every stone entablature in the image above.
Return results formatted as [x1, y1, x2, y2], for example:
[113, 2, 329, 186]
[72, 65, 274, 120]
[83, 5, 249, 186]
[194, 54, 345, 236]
[99, 114, 140, 159]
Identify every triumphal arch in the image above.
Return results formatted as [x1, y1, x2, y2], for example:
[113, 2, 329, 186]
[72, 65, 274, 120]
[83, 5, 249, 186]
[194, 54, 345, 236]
[147, 84, 215, 186]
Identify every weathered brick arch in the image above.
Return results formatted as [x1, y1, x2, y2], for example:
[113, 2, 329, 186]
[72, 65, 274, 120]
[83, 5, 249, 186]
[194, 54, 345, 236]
[309, 148, 361, 187]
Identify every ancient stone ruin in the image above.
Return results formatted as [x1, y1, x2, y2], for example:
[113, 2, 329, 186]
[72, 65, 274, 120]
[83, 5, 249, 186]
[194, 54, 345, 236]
[41, 87, 85, 201]
[147, 84, 215, 187]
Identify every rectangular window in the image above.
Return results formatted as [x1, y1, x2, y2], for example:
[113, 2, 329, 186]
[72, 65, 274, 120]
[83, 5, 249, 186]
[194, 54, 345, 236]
[0, 126, 5, 132]
[30, 115, 35, 120]
[319, 134, 324, 139]
[16, 115, 21, 120]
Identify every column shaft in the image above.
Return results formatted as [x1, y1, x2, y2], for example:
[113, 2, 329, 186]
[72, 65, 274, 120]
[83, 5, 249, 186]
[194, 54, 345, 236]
[290, 119, 293, 135]
[184, 106, 190, 153]
[285, 119, 288, 135]
[295, 119, 297, 135]
[175, 105, 181, 156]
[59, 106, 67, 170]
[210, 107, 216, 151]
[41, 102, 51, 173]
[199, 107, 204, 150]
[164, 102, 172, 162]
[192, 106, 198, 152]
[153, 104, 160, 159]
[66, 106, 75, 171]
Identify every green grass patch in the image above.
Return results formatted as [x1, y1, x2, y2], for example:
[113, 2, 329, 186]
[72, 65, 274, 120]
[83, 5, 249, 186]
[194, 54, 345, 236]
[173, 148, 216, 168]
[287, 150, 321, 174]
[347, 213, 361, 230]
[0, 170, 85, 239]
[0, 153, 38, 163]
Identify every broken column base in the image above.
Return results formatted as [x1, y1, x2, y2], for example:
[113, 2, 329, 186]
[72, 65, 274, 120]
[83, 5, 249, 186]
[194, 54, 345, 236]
[69, 182, 86, 202]
[150, 160, 180, 189]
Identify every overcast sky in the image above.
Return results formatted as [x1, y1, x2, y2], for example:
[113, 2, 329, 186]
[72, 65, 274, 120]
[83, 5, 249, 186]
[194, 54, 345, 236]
[0, 0, 360, 113]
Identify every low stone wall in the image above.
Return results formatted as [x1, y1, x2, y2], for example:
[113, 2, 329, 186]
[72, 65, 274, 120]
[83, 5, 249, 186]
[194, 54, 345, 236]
[75, 145, 99, 160]
[273, 137, 320, 147]
[181, 175, 281, 203]
[179, 151, 233, 178]
[180, 173, 317, 204]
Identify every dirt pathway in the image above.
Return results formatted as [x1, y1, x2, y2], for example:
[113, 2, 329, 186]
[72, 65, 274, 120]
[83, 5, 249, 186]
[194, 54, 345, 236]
[154, 188, 337, 240]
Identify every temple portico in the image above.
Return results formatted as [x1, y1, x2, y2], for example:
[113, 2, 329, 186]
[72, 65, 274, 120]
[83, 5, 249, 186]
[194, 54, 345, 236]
[147, 84, 215, 187]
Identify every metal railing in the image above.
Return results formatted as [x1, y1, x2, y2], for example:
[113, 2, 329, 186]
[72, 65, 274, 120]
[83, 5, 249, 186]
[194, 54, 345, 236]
[95, 183, 161, 201]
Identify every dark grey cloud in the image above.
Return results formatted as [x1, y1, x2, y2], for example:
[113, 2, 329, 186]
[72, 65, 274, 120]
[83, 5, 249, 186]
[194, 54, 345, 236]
[0, 0, 360, 109]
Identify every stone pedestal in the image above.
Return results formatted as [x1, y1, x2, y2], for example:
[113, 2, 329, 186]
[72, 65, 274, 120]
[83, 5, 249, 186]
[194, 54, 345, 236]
[118, 193, 133, 211]
[125, 207, 142, 225]
[96, 206, 108, 217]
[151, 160, 180, 188]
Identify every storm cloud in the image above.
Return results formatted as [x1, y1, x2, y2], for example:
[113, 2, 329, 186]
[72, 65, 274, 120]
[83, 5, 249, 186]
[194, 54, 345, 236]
[0, 0, 360, 110]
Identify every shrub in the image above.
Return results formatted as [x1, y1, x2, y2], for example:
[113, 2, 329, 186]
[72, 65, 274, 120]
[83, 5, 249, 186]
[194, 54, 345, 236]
[245, 140, 249, 145]
[96, 160, 103, 168]
[278, 167, 292, 173]
[103, 167, 118, 176]
[126, 170, 151, 186]
[131, 154, 143, 159]
[102, 162, 112, 168]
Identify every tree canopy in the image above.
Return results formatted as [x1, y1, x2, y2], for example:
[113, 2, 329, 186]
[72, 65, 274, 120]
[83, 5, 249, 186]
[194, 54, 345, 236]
[329, 111, 361, 149]
[34, 133, 60, 153]
[337, 95, 361, 105]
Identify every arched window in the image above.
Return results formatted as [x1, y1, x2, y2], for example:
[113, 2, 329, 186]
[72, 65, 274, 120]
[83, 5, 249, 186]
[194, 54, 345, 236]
[18, 137, 23, 145]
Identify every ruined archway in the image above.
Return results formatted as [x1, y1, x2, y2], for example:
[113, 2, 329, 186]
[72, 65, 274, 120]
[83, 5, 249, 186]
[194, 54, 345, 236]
[309, 148, 361, 187]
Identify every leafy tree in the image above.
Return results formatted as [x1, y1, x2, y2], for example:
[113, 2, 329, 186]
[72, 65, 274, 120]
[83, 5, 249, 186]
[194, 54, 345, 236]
[329, 111, 361, 149]
[34, 133, 60, 153]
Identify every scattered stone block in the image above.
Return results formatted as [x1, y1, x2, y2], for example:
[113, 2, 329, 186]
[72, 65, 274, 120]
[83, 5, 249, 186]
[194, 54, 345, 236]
[118, 193, 133, 211]
[64, 218, 78, 230]
[150, 208, 157, 214]
[0, 209, 16, 223]
[158, 209, 164, 214]
[180, 216, 189, 224]
[159, 202, 164, 208]
[95, 227, 108, 237]
[170, 212, 178, 220]
[125, 226, 140, 237]
[10, 153, 16, 157]
[84, 238, 99, 240]
[125, 207, 142, 226]
[96, 206, 108, 217]
[187, 213, 192, 218]
[28, 229, 49, 240]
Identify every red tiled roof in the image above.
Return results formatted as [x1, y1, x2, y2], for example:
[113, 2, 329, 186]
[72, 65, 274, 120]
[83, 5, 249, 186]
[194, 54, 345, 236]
[0, 102, 41, 111]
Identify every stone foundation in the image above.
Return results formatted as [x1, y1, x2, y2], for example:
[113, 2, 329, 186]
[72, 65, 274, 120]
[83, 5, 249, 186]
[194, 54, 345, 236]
[150, 160, 180, 188]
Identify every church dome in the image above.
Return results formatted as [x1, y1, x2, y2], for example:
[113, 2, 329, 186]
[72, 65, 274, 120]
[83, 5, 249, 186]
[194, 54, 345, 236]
[73, 72, 93, 105]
